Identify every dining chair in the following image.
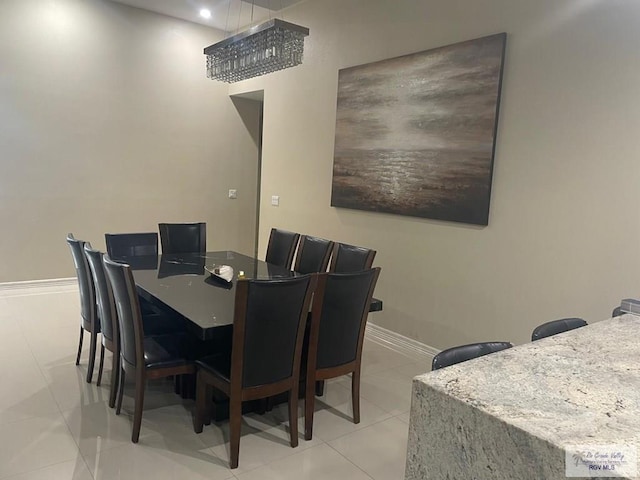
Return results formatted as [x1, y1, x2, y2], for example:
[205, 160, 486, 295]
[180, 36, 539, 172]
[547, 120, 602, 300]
[158, 222, 206, 254]
[314, 242, 376, 398]
[431, 342, 513, 371]
[66, 234, 100, 384]
[329, 242, 376, 272]
[84, 243, 120, 407]
[293, 235, 334, 274]
[105, 232, 161, 313]
[265, 228, 300, 269]
[290, 235, 332, 407]
[304, 268, 380, 441]
[86, 243, 187, 408]
[106, 231, 177, 319]
[531, 318, 587, 341]
[103, 255, 195, 443]
[193, 274, 316, 469]
[105, 232, 158, 258]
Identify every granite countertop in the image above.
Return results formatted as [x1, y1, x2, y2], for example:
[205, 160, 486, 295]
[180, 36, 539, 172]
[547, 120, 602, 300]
[416, 315, 640, 449]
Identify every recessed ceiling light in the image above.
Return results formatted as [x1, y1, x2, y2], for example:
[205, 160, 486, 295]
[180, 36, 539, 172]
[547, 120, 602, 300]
[199, 8, 211, 19]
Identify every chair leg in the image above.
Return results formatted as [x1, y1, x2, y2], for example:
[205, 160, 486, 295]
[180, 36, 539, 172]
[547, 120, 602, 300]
[181, 374, 194, 399]
[131, 371, 146, 443]
[96, 345, 105, 386]
[305, 376, 315, 441]
[174, 375, 181, 395]
[255, 398, 267, 415]
[108, 350, 119, 408]
[194, 372, 206, 434]
[352, 369, 361, 424]
[315, 380, 325, 397]
[75, 327, 84, 365]
[116, 367, 125, 415]
[229, 399, 242, 469]
[203, 385, 212, 426]
[86, 330, 98, 384]
[288, 389, 299, 448]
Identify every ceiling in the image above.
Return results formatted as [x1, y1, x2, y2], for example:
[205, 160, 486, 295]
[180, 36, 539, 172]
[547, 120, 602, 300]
[109, 0, 304, 31]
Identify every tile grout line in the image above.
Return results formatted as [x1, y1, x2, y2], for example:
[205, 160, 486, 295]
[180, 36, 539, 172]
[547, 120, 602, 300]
[58, 389, 100, 480]
[0, 458, 94, 480]
[324, 442, 376, 480]
[315, 403, 406, 444]
[8, 289, 98, 480]
[325, 415, 410, 480]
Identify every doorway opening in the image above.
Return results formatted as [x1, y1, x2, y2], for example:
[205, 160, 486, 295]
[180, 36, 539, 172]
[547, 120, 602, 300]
[230, 90, 264, 259]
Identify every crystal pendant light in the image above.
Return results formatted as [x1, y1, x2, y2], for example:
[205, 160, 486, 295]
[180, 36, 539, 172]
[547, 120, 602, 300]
[204, 16, 309, 83]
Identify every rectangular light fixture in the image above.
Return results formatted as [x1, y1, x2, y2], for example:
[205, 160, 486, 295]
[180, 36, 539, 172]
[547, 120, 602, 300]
[204, 18, 309, 83]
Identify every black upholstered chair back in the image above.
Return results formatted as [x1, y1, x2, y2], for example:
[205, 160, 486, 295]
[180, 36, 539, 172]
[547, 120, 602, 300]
[103, 255, 144, 369]
[531, 318, 587, 341]
[329, 243, 376, 273]
[234, 275, 315, 388]
[314, 268, 380, 369]
[66, 234, 97, 329]
[105, 232, 158, 258]
[158, 223, 206, 254]
[84, 244, 117, 344]
[265, 228, 300, 269]
[294, 235, 334, 274]
[432, 342, 513, 370]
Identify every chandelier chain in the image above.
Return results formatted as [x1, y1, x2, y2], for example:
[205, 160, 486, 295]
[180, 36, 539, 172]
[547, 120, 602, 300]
[224, 0, 232, 35]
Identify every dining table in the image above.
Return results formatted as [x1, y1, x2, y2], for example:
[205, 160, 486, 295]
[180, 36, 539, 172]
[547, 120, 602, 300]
[123, 250, 296, 341]
[116, 250, 383, 419]
[120, 250, 383, 341]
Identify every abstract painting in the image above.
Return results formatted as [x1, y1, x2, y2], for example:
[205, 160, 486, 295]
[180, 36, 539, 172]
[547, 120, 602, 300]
[331, 33, 506, 225]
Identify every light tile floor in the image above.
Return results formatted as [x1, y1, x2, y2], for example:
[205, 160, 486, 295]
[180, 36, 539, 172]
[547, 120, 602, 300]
[0, 287, 431, 480]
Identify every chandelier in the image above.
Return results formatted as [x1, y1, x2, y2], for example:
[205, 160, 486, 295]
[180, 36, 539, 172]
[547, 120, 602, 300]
[204, 18, 309, 83]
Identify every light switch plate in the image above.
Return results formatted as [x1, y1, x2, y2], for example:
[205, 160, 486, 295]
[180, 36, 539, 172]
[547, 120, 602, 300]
[228, 189, 237, 199]
[271, 195, 280, 206]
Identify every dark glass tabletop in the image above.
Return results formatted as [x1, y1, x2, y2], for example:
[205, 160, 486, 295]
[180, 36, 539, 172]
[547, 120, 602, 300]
[121, 251, 298, 340]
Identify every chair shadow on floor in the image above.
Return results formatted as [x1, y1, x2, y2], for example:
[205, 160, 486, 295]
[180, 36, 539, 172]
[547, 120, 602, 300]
[313, 403, 356, 423]
[91, 359, 302, 467]
[3, 360, 100, 424]
[194, 401, 309, 465]
[307, 381, 359, 423]
[108, 376, 230, 467]
[50, 358, 109, 406]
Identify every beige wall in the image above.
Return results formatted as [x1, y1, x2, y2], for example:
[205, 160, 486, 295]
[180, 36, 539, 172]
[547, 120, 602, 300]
[4, 0, 640, 349]
[0, 0, 259, 282]
[231, 0, 640, 347]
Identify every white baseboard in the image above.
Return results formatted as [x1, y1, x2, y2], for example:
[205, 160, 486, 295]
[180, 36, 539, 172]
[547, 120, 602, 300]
[0, 278, 77, 297]
[365, 322, 439, 362]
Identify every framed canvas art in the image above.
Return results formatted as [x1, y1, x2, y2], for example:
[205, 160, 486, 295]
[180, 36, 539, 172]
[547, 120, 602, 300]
[331, 33, 506, 225]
